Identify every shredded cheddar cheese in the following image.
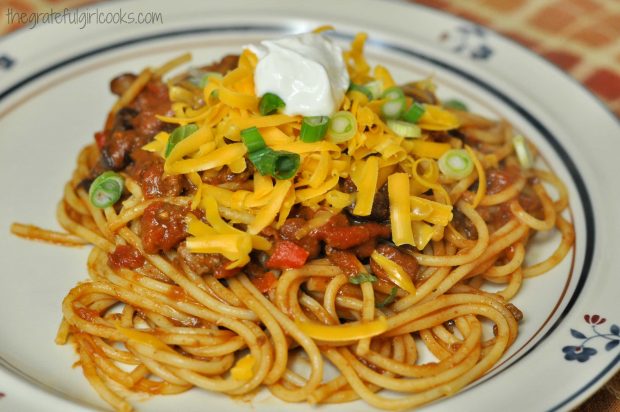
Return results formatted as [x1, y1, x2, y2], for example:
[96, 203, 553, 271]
[352, 156, 379, 216]
[185, 201, 269, 268]
[371, 251, 416, 295]
[142, 131, 170, 157]
[248, 180, 292, 234]
[141, 33, 458, 260]
[230, 354, 255, 381]
[403, 139, 451, 159]
[114, 324, 171, 352]
[417, 105, 461, 131]
[410, 196, 453, 226]
[374, 65, 396, 89]
[296, 317, 388, 342]
[411, 220, 437, 250]
[388, 173, 414, 247]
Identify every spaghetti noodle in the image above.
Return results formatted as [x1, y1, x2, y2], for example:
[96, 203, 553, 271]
[11, 31, 574, 411]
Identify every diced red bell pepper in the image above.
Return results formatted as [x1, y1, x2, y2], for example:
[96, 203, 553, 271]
[251, 271, 278, 293]
[266, 240, 309, 269]
[214, 265, 241, 279]
[107, 244, 145, 270]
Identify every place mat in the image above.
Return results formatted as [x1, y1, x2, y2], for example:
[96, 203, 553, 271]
[410, 0, 620, 120]
[0, 0, 618, 411]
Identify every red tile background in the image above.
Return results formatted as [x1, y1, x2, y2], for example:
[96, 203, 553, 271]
[411, 0, 620, 119]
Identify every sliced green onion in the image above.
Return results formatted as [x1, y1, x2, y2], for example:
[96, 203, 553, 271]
[89, 171, 124, 209]
[249, 148, 300, 180]
[349, 273, 378, 285]
[381, 86, 404, 101]
[300, 116, 329, 143]
[402, 102, 426, 123]
[259, 92, 285, 116]
[348, 83, 373, 100]
[381, 97, 406, 120]
[247, 148, 273, 175]
[364, 80, 382, 100]
[376, 287, 398, 308]
[386, 119, 421, 138]
[165, 124, 199, 157]
[438, 149, 474, 179]
[240, 126, 267, 153]
[327, 111, 357, 143]
[272, 151, 301, 179]
[242, 127, 299, 179]
[443, 99, 468, 112]
[512, 135, 534, 169]
[198, 72, 223, 89]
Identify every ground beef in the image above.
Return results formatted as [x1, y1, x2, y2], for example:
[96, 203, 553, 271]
[110, 73, 138, 96]
[477, 204, 512, 228]
[401, 82, 439, 104]
[278, 212, 391, 261]
[203, 160, 255, 187]
[327, 250, 363, 278]
[291, 206, 317, 220]
[100, 130, 143, 170]
[112, 107, 139, 132]
[140, 202, 189, 254]
[278, 217, 321, 259]
[90, 77, 172, 177]
[176, 242, 240, 279]
[279, 218, 306, 241]
[127, 150, 184, 199]
[494, 302, 523, 336]
[243, 261, 267, 278]
[353, 239, 378, 259]
[315, 214, 390, 250]
[486, 165, 520, 195]
[108, 244, 145, 270]
[506, 303, 523, 322]
[199, 54, 240, 75]
[91, 55, 241, 187]
[518, 185, 542, 214]
[131, 80, 171, 136]
[367, 183, 390, 222]
[341, 177, 357, 194]
[452, 208, 478, 239]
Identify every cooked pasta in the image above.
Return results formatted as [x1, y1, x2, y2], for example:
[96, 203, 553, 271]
[11, 30, 574, 411]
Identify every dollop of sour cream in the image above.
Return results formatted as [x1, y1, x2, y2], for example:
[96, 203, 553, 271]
[247, 33, 350, 117]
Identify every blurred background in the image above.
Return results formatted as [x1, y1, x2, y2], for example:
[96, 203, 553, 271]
[1, 0, 619, 119]
[0, 0, 618, 410]
[410, 0, 620, 120]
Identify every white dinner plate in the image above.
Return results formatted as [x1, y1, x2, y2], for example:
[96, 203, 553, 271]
[0, 0, 619, 411]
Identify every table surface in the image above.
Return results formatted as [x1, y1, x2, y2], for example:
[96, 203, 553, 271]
[0, 0, 619, 411]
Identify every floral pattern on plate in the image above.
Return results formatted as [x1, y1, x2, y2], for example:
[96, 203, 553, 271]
[562, 314, 620, 362]
[439, 25, 493, 60]
[0, 55, 16, 70]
